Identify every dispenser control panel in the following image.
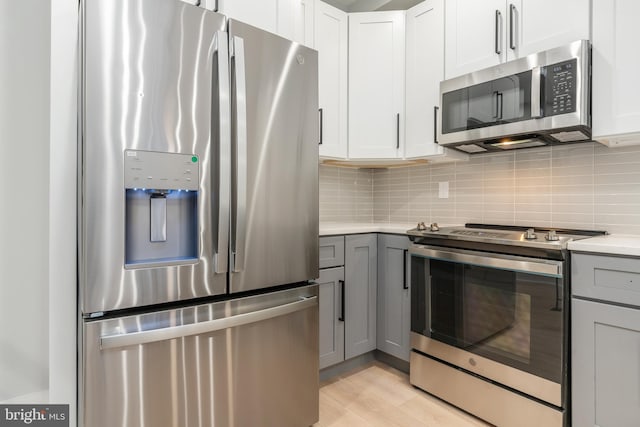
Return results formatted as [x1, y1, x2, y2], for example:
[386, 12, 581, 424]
[124, 150, 199, 191]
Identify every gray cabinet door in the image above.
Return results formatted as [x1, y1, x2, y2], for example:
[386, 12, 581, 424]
[318, 267, 345, 369]
[319, 236, 345, 269]
[573, 298, 640, 427]
[377, 234, 410, 361]
[345, 234, 377, 359]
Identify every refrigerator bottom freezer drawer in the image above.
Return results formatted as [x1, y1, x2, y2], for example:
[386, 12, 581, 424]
[81, 285, 319, 427]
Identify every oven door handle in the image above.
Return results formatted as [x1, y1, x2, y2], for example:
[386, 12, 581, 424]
[409, 245, 562, 277]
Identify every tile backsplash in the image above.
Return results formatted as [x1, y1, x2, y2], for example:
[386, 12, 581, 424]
[319, 142, 640, 234]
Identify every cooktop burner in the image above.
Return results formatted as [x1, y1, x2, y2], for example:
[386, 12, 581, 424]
[407, 223, 606, 252]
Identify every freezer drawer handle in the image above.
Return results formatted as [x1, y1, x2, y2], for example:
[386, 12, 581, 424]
[100, 296, 317, 350]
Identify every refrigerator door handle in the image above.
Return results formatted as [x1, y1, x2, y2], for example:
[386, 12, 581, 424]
[100, 295, 317, 350]
[230, 35, 247, 273]
[214, 30, 231, 274]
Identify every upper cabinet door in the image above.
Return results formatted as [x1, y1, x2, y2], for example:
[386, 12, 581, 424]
[217, 0, 278, 34]
[296, 0, 315, 47]
[315, 1, 348, 158]
[214, 0, 309, 44]
[405, 0, 445, 158]
[508, 0, 590, 61]
[592, 0, 640, 145]
[445, 0, 505, 79]
[348, 11, 405, 159]
[445, 0, 590, 79]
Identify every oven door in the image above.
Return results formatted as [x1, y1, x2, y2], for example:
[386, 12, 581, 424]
[410, 244, 565, 407]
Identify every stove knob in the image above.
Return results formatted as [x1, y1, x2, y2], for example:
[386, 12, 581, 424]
[417, 222, 427, 231]
[524, 228, 537, 240]
[430, 223, 440, 232]
[546, 230, 560, 241]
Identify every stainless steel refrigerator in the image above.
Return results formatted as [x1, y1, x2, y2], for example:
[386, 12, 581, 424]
[78, 0, 319, 426]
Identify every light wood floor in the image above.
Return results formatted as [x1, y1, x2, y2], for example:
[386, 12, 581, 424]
[315, 361, 492, 427]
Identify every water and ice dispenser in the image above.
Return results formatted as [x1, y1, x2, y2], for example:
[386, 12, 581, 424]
[124, 150, 199, 267]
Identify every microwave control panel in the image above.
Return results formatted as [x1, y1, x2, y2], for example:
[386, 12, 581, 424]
[542, 58, 577, 117]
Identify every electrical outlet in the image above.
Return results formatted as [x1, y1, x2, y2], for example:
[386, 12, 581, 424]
[438, 181, 449, 199]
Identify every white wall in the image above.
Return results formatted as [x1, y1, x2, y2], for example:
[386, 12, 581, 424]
[49, 1, 78, 425]
[0, 0, 51, 402]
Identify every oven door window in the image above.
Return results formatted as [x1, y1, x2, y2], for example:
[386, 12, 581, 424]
[411, 256, 563, 384]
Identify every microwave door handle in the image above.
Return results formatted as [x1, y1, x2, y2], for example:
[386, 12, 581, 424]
[214, 31, 230, 274]
[492, 91, 500, 119]
[531, 66, 542, 118]
[497, 92, 503, 120]
[100, 296, 317, 350]
[231, 36, 247, 273]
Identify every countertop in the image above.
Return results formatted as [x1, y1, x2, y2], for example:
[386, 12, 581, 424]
[568, 234, 640, 257]
[319, 222, 463, 236]
[321, 224, 640, 258]
[319, 223, 416, 236]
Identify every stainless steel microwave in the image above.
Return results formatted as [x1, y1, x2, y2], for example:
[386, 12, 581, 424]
[437, 40, 591, 154]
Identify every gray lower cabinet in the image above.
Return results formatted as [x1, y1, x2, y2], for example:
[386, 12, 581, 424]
[318, 266, 345, 369]
[572, 253, 640, 427]
[376, 234, 410, 361]
[319, 236, 345, 269]
[318, 234, 377, 369]
[345, 234, 377, 359]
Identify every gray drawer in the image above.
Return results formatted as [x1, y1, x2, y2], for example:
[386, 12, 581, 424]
[319, 236, 345, 268]
[572, 253, 640, 307]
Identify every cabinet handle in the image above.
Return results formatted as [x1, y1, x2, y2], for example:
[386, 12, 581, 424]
[195, 0, 201, 6]
[318, 108, 323, 145]
[213, 0, 218, 12]
[396, 113, 400, 149]
[338, 280, 345, 322]
[433, 106, 439, 144]
[509, 4, 516, 50]
[494, 10, 502, 55]
[403, 249, 409, 290]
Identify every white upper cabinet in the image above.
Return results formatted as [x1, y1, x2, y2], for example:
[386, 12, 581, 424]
[592, 0, 640, 146]
[445, 0, 590, 79]
[348, 11, 405, 159]
[205, 0, 312, 46]
[405, 0, 466, 161]
[297, 0, 315, 47]
[445, 0, 505, 79]
[315, 1, 348, 158]
[510, 0, 589, 59]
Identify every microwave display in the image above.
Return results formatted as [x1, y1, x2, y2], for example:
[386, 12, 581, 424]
[542, 59, 577, 117]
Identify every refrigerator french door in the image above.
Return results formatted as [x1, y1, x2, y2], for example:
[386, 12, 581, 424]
[79, 0, 319, 426]
[228, 19, 319, 293]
